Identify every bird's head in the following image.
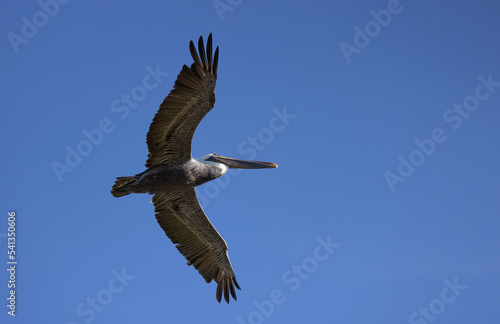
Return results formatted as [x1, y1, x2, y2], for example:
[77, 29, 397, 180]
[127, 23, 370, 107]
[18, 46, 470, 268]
[199, 153, 278, 169]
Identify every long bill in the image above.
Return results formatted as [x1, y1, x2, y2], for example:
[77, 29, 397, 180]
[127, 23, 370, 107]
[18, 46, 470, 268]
[208, 155, 278, 169]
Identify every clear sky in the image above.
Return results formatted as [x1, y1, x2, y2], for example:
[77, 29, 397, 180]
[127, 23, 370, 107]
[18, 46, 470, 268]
[2, 1, 500, 323]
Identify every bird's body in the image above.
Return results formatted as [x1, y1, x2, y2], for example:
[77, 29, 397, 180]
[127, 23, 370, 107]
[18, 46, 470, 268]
[111, 34, 277, 303]
[112, 158, 226, 196]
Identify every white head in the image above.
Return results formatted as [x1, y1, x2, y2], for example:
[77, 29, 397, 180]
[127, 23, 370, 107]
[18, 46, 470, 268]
[197, 153, 229, 175]
[197, 153, 278, 172]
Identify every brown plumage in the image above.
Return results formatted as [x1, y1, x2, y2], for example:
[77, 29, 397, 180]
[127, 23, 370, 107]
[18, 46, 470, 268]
[152, 190, 240, 303]
[145, 34, 218, 167]
[111, 34, 277, 304]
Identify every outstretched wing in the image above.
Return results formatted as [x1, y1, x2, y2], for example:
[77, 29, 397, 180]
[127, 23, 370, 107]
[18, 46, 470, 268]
[146, 34, 219, 167]
[152, 189, 241, 303]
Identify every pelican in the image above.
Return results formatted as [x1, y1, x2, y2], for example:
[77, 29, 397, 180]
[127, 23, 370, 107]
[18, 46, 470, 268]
[111, 34, 277, 303]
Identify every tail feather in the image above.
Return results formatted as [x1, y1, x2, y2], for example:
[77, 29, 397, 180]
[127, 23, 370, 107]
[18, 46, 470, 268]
[111, 176, 136, 197]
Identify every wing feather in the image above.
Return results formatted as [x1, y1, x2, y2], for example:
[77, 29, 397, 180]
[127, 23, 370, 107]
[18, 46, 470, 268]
[198, 37, 207, 69]
[146, 34, 219, 167]
[152, 190, 241, 303]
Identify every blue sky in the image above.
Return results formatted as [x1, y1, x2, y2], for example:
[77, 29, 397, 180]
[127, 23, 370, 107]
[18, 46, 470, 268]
[2, 0, 500, 323]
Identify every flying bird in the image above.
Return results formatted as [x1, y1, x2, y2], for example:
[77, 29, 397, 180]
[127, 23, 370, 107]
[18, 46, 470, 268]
[111, 34, 277, 303]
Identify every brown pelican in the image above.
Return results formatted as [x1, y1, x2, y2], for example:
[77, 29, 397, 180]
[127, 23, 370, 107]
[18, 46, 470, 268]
[111, 34, 277, 303]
